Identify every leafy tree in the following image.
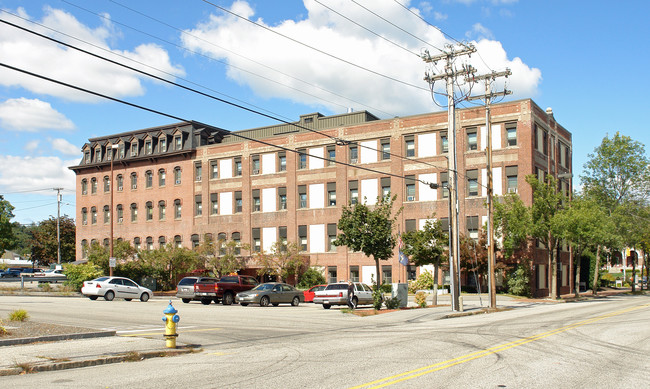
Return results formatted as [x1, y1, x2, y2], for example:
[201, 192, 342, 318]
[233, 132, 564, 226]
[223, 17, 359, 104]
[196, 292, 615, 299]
[493, 193, 531, 259]
[334, 194, 401, 288]
[197, 235, 249, 277]
[138, 245, 200, 291]
[0, 196, 17, 257]
[87, 240, 137, 274]
[297, 267, 326, 289]
[11, 222, 35, 257]
[254, 241, 305, 284]
[507, 262, 531, 297]
[401, 216, 447, 305]
[30, 216, 76, 265]
[63, 262, 103, 291]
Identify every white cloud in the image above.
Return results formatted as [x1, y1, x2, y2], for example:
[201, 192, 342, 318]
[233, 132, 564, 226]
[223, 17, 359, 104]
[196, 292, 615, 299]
[0, 98, 75, 132]
[0, 155, 77, 193]
[466, 23, 494, 40]
[24, 139, 40, 152]
[181, 0, 540, 117]
[51, 138, 81, 156]
[433, 12, 448, 21]
[0, 7, 184, 102]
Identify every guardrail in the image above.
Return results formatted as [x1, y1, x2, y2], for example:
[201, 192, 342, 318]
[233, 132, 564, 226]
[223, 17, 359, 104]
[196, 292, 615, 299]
[0, 276, 68, 287]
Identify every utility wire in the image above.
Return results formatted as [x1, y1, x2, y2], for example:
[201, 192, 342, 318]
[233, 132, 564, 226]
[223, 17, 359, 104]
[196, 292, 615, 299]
[199, 0, 430, 92]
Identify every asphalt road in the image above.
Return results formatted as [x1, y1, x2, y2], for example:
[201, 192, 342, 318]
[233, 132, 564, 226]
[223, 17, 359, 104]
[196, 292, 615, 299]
[1, 294, 649, 388]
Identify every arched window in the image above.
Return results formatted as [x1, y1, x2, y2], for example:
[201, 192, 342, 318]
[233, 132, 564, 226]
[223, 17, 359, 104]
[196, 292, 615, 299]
[116, 204, 123, 223]
[91, 206, 97, 225]
[145, 170, 153, 188]
[146, 236, 153, 251]
[81, 239, 88, 258]
[130, 203, 138, 222]
[174, 199, 182, 219]
[174, 166, 181, 184]
[116, 174, 123, 191]
[158, 236, 166, 249]
[191, 234, 200, 249]
[146, 201, 153, 221]
[81, 207, 88, 225]
[103, 205, 110, 224]
[174, 235, 182, 248]
[232, 232, 241, 255]
[158, 200, 166, 220]
[217, 232, 227, 256]
[133, 237, 141, 251]
[103, 238, 109, 248]
[81, 179, 88, 195]
[91, 177, 97, 194]
[158, 169, 166, 186]
[130, 172, 138, 190]
[103, 176, 110, 192]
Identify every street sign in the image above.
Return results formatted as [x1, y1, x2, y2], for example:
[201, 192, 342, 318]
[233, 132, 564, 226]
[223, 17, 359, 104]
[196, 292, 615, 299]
[109, 257, 116, 268]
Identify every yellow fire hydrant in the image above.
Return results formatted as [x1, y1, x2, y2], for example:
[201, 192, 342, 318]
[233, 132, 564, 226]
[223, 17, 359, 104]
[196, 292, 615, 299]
[162, 300, 180, 348]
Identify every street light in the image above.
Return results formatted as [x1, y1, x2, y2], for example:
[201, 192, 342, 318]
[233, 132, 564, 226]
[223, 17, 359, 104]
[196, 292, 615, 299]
[557, 173, 573, 295]
[109, 144, 119, 276]
[428, 181, 458, 310]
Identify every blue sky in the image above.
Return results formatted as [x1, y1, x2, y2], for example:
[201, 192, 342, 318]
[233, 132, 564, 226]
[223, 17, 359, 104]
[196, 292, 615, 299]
[0, 0, 648, 225]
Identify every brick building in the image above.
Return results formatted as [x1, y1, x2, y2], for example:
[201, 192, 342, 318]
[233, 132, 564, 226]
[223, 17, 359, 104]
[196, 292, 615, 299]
[70, 98, 572, 297]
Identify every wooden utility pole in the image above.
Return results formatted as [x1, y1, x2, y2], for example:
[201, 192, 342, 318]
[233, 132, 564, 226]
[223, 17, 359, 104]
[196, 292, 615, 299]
[54, 187, 63, 265]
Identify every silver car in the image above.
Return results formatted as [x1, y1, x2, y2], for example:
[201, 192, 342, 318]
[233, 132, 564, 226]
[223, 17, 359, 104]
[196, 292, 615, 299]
[236, 282, 303, 307]
[176, 276, 217, 303]
[313, 282, 374, 309]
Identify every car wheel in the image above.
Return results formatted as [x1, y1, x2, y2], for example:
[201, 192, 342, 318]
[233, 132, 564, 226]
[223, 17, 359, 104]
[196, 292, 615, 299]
[104, 291, 115, 301]
[88, 296, 98, 301]
[222, 292, 234, 305]
[351, 297, 358, 309]
[291, 296, 300, 306]
[140, 293, 150, 302]
[323, 304, 331, 309]
[182, 298, 191, 304]
[240, 303, 248, 306]
[201, 298, 211, 305]
[125, 298, 132, 301]
[260, 296, 270, 307]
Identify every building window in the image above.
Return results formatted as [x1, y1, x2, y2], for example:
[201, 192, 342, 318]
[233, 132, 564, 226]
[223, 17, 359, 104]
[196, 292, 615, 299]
[381, 177, 391, 199]
[232, 232, 241, 255]
[298, 225, 307, 252]
[382, 265, 393, 284]
[298, 185, 307, 208]
[467, 170, 478, 197]
[195, 163, 202, 182]
[467, 129, 477, 151]
[174, 167, 181, 185]
[159, 138, 166, 152]
[278, 227, 288, 251]
[118, 144, 125, 159]
[191, 234, 200, 249]
[506, 166, 518, 193]
[116, 204, 123, 223]
[145, 140, 152, 154]
[103, 176, 110, 192]
[81, 208, 87, 225]
[91, 178, 97, 194]
[174, 235, 182, 248]
[134, 237, 141, 251]
[327, 145, 336, 166]
[195, 195, 202, 216]
[278, 187, 287, 210]
[145, 171, 153, 188]
[130, 203, 138, 222]
[327, 266, 337, 284]
[130, 173, 137, 190]
[349, 266, 359, 282]
[506, 125, 517, 146]
[405, 135, 415, 157]
[174, 135, 182, 150]
[233, 157, 242, 176]
[327, 182, 336, 206]
[298, 149, 307, 169]
[210, 160, 218, 179]
[159, 236, 166, 249]
[130, 142, 138, 157]
[349, 180, 358, 204]
[537, 264, 547, 289]
[81, 179, 88, 195]
[252, 189, 261, 212]
[116, 175, 123, 191]
[542, 130, 548, 155]
[252, 228, 261, 253]
[106, 146, 112, 161]
[441, 134, 448, 153]
[327, 223, 337, 252]
[380, 138, 390, 160]
[95, 148, 101, 162]
[467, 216, 479, 242]
[349, 145, 358, 163]
[440, 171, 449, 198]
[146, 201, 153, 221]
[217, 232, 227, 255]
[405, 175, 416, 201]
[278, 152, 287, 172]
[252, 155, 260, 175]
[146, 237, 153, 251]
[84, 151, 90, 164]
[158, 169, 166, 186]
[174, 199, 182, 219]
[210, 193, 218, 215]
[159, 201, 166, 220]
[103, 205, 110, 224]
[234, 191, 242, 213]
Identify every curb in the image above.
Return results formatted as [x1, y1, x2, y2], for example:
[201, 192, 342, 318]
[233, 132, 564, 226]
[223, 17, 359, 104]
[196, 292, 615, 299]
[0, 330, 116, 347]
[0, 347, 196, 376]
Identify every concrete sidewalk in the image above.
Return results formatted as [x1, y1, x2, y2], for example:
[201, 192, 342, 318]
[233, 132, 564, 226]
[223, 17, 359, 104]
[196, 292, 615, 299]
[0, 335, 194, 376]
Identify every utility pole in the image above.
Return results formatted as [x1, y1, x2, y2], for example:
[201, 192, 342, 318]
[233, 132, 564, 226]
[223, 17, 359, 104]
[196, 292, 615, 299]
[467, 70, 511, 309]
[423, 44, 476, 312]
[54, 187, 63, 265]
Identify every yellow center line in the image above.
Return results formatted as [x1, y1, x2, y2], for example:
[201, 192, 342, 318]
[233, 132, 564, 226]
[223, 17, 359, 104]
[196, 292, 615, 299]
[119, 327, 223, 337]
[351, 303, 650, 389]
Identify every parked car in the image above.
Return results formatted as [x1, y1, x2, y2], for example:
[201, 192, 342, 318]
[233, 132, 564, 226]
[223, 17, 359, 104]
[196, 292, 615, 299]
[20, 268, 44, 277]
[0, 268, 23, 278]
[81, 276, 152, 302]
[36, 269, 67, 283]
[303, 284, 327, 303]
[176, 276, 218, 303]
[313, 282, 374, 309]
[236, 282, 304, 307]
[194, 275, 259, 305]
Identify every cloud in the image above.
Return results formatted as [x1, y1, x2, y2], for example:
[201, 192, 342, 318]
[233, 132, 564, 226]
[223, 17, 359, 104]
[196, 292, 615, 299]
[0, 98, 75, 132]
[51, 138, 81, 156]
[24, 139, 40, 152]
[181, 0, 540, 117]
[0, 7, 184, 102]
[466, 22, 494, 40]
[0, 155, 77, 193]
[433, 12, 448, 21]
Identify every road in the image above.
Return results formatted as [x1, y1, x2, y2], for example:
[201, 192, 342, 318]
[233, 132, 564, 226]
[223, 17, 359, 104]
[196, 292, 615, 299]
[1, 294, 648, 388]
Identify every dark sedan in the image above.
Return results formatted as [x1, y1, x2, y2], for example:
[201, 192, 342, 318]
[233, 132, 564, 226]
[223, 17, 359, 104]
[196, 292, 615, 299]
[236, 282, 304, 307]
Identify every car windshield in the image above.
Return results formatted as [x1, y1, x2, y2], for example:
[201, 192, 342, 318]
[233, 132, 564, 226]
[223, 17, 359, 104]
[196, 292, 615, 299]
[252, 284, 274, 291]
[94, 277, 109, 282]
[178, 278, 197, 286]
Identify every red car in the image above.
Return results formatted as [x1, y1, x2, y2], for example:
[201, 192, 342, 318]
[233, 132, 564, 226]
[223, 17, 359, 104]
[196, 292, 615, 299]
[303, 284, 327, 303]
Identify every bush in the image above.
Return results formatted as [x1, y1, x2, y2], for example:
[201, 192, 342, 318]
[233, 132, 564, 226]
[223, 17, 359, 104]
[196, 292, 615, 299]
[384, 296, 401, 309]
[0, 319, 6, 336]
[507, 264, 531, 297]
[297, 267, 326, 289]
[379, 282, 392, 293]
[63, 263, 103, 291]
[9, 309, 29, 322]
[415, 291, 428, 307]
[600, 272, 616, 287]
[371, 285, 384, 310]
[408, 271, 437, 293]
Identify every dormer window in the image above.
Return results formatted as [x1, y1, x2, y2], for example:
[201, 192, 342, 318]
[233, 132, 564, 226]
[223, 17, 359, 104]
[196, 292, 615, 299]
[174, 135, 182, 150]
[145, 140, 152, 154]
[159, 138, 166, 152]
[131, 142, 138, 157]
[95, 148, 101, 162]
[119, 144, 125, 158]
[106, 146, 112, 161]
[84, 151, 90, 164]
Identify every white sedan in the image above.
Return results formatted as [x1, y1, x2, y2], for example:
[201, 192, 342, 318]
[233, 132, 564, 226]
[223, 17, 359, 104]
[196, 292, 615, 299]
[81, 276, 151, 302]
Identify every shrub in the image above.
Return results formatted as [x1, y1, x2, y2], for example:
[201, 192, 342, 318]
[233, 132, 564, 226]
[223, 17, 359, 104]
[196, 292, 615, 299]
[384, 296, 401, 309]
[38, 283, 52, 292]
[0, 319, 6, 336]
[415, 291, 428, 307]
[507, 264, 531, 297]
[9, 309, 29, 322]
[297, 267, 326, 289]
[408, 271, 437, 293]
[379, 282, 392, 293]
[371, 285, 384, 310]
[63, 263, 103, 291]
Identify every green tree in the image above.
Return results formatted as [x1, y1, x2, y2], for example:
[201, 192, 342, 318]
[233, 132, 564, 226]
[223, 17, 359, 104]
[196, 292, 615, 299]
[401, 216, 447, 305]
[138, 245, 199, 290]
[254, 241, 305, 284]
[11, 222, 35, 257]
[0, 196, 17, 256]
[87, 240, 137, 274]
[30, 216, 76, 265]
[493, 192, 531, 259]
[297, 267, 326, 289]
[197, 235, 249, 277]
[333, 194, 401, 289]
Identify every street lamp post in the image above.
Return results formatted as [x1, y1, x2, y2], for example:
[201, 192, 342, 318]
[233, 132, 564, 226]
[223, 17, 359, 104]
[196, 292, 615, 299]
[109, 144, 119, 276]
